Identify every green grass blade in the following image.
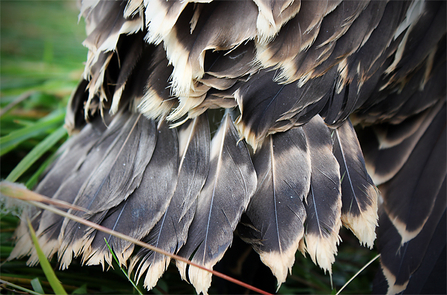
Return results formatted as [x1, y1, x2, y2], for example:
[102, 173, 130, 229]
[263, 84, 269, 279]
[0, 111, 65, 156]
[6, 126, 67, 182]
[30, 277, 45, 294]
[0, 279, 43, 295]
[26, 219, 67, 295]
[104, 238, 144, 295]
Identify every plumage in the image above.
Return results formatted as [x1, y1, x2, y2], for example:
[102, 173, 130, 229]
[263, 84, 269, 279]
[253, 0, 302, 43]
[32, 118, 110, 253]
[129, 114, 210, 290]
[176, 114, 256, 294]
[375, 180, 446, 294]
[256, 0, 342, 72]
[136, 45, 176, 120]
[83, 120, 179, 268]
[380, 102, 446, 244]
[110, 33, 146, 114]
[162, 1, 259, 98]
[332, 119, 377, 247]
[239, 126, 310, 286]
[58, 113, 158, 268]
[8, 0, 446, 294]
[300, 115, 342, 273]
[361, 100, 444, 185]
[389, 1, 446, 81]
[235, 66, 337, 150]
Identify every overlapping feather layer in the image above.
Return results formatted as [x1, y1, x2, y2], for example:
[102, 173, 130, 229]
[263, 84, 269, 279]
[10, 0, 446, 294]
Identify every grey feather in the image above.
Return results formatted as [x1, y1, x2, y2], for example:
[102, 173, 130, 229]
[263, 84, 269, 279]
[58, 113, 157, 268]
[83, 120, 179, 268]
[129, 114, 211, 290]
[177, 114, 256, 294]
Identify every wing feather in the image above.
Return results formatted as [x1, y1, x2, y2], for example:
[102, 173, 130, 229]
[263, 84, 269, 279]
[18, 112, 131, 265]
[129, 114, 211, 290]
[239, 126, 310, 286]
[300, 115, 342, 273]
[375, 180, 446, 294]
[380, 102, 446, 244]
[176, 114, 256, 294]
[58, 113, 157, 268]
[82, 120, 179, 268]
[332, 119, 378, 247]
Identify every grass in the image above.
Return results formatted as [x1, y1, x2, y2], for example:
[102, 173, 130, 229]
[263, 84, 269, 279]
[0, 1, 379, 294]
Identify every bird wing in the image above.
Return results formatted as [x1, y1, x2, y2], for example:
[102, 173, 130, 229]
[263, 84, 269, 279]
[10, 1, 446, 294]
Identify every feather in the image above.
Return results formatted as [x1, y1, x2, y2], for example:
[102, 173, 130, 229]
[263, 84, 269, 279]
[392, 55, 446, 120]
[331, 2, 410, 123]
[372, 104, 439, 150]
[186, 93, 238, 119]
[376, 179, 446, 295]
[235, 69, 298, 149]
[239, 126, 310, 287]
[199, 74, 238, 91]
[310, 1, 387, 86]
[391, 1, 446, 81]
[162, 1, 258, 98]
[401, 212, 446, 295]
[176, 114, 256, 295]
[129, 114, 211, 290]
[235, 66, 337, 150]
[332, 119, 378, 247]
[300, 115, 342, 273]
[256, 0, 341, 79]
[356, 42, 444, 123]
[81, 0, 115, 35]
[58, 113, 157, 268]
[9, 1, 447, 294]
[281, 65, 338, 121]
[110, 32, 145, 114]
[363, 100, 444, 185]
[380, 102, 446, 244]
[84, 51, 114, 116]
[83, 0, 143, 65]
[67, 113, 154, 214]
[346, 1, 410, 83]
[8, 208, 40, 263]
[253, 0, 302, 43]
[136, 45, 176, 120]
[83, 120, 179, 268]
[203, 41, 257, 80]
[124, 0, 143, 18]
[18, 112, 129, 264]
[34, 117, 107, 200]
[143, 0, 191, 45]
[65, 79, 89, 133]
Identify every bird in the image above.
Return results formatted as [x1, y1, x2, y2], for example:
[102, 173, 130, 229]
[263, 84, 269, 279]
[8, 0, 446, 294]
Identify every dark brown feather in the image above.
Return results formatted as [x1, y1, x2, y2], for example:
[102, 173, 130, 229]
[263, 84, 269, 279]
[300, 115, 342, 273]
[332, 120, 378, 247]
[239, 126, 310, 286]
